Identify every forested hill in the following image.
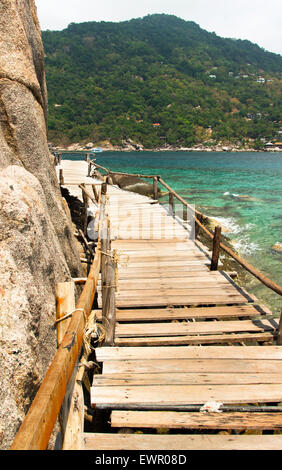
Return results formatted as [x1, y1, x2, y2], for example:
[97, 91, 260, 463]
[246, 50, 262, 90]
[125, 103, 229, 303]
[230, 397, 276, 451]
[42, 14, 282, 149]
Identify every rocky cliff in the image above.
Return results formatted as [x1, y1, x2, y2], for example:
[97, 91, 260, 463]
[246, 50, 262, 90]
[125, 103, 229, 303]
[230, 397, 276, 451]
[0, 0, 82, 449]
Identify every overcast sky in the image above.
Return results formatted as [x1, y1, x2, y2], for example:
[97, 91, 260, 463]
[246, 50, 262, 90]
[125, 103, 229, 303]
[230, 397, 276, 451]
[35, 0, 282, 55]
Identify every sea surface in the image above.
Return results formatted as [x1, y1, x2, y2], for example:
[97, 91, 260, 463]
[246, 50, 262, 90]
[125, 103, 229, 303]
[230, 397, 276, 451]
[65, 151, 282, 313]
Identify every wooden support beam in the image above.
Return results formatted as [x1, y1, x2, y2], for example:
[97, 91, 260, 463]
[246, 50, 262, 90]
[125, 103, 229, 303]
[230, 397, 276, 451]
[81, 183, 89, 235]
[101, 182, 107, 195]
[92, 184, 99, 202]
[10, 236, 102, 449]
[101, 218, 116, 346]
[78, 229, 95, 257]
[210, 225, 222, 271]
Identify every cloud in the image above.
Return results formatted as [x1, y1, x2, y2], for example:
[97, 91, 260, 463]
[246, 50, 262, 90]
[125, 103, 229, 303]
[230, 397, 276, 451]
[35, 0, 282, 54]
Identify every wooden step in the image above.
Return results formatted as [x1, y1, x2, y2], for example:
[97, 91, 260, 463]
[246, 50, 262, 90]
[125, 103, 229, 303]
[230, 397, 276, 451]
[114, 295, 251, 308]
[96, 346, 282, 362]
[114, 332, 275, 346]
[94, 305, 268, 322]
[110, 410, 282, 430]
[91, 383, 282, 408]
[102, 358, 282, 375]
[115, 319, 277, 338]
[94, 372, 282, 386]
[83, 433, 282, 450]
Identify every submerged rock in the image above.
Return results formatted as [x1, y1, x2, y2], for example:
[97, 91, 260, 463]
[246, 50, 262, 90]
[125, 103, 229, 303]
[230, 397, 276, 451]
[272, 242, 282, 253]
[110, 173, 156, 197]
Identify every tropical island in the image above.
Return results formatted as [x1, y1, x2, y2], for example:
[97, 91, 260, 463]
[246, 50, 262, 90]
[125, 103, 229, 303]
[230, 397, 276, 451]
[43, 14, 282, 151]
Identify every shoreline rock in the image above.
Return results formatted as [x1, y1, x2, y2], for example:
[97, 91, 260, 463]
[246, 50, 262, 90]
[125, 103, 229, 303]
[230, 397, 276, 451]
[50, 141, 282, 153]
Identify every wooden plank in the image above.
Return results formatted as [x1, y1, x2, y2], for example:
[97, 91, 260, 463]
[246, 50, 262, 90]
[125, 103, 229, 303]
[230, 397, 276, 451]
[83, 433, 282, 450]
[91, 384, 282, 406]
[111, 279, 238, 290]
[94, 372, 282, 386]
[114, 288, 251, 298]
[114, 296, 251, 308]
[114, 332, 275, 346]
[110, 410, 282, 430]
[102, 359, 282, 375]
[96, 345, 282, 362]
[117, 268, 211, 278]
[117, 256, 209, 270]
[94, 305, 267, 322]
[115, 319, 277, 337]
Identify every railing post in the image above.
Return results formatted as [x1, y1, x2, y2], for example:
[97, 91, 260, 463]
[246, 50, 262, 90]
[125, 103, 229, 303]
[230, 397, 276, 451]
[81, 183, 89, 235]
[59, 168, 64, 186]
[277, 313, 282, 345]
[169, 192, 174, 217]
[101, 182, 107, 195]
[153, 177, 158, 201]
[92, 184, 99, 202]
[210, 225, 222, 271]
[183, 204, 187, 223]
[87, 158, 92, 176]
[102, 218, 116, 346]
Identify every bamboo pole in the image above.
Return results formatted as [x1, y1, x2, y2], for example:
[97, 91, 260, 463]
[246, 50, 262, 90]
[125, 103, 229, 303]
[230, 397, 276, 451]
[94, 162, 161, 179]
[79, 183, 97, 205]
[92, 184, 99, 202]
[10, 187, 106, 451]
[10, 243, 101, 450]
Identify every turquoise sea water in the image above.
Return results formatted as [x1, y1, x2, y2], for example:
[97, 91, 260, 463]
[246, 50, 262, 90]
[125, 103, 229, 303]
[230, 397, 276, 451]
[66, 151, 282, 312]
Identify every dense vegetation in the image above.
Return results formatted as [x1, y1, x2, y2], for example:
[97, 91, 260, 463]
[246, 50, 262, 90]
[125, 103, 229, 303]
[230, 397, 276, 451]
[42, 14, 282, 148]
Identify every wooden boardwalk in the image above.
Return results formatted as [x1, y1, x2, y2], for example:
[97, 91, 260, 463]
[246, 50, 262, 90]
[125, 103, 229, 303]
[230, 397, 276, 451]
[11, 157, 280, 450]
[86, 175, 282, 450]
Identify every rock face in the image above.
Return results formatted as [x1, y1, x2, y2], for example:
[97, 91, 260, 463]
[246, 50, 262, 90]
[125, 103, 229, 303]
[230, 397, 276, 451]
[0, 1, 82, 449]
[110, 173, 155, 197]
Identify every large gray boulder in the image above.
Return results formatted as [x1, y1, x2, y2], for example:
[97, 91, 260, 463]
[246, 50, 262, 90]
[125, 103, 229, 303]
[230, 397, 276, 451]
[0, 1, 82, 448]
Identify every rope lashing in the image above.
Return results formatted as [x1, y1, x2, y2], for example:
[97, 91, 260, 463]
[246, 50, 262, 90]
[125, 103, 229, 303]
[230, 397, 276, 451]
[98, 248, 129, 292]
[55, 308, 86, 324]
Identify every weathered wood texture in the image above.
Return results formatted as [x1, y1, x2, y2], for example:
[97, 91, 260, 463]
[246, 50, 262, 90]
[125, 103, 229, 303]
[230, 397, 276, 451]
[83, 433, 282, 450]
[110, 410, 282, 430]
[55, 281, 75, 346]
[10, 182, 104, 449]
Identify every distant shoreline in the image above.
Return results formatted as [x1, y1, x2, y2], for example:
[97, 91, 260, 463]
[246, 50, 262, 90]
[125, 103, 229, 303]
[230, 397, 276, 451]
[51, 143, 282, 153]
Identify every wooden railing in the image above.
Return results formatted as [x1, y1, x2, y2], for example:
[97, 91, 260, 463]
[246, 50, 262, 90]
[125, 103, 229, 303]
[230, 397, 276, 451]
[93, 161, 282, 337]
[92, 162, 282, 296]
[10, 186, 105, 450]
[9, 160, 282, 449]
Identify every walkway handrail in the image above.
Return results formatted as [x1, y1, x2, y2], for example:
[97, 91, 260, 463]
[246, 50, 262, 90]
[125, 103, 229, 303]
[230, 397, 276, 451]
[10, 191, 105, 450]
[158, 177, 282, 297]
[92, 162, 282, 298]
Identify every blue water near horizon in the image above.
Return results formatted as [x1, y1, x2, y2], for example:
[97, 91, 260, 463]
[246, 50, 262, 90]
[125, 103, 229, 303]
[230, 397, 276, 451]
[64, 151, 282, 312]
